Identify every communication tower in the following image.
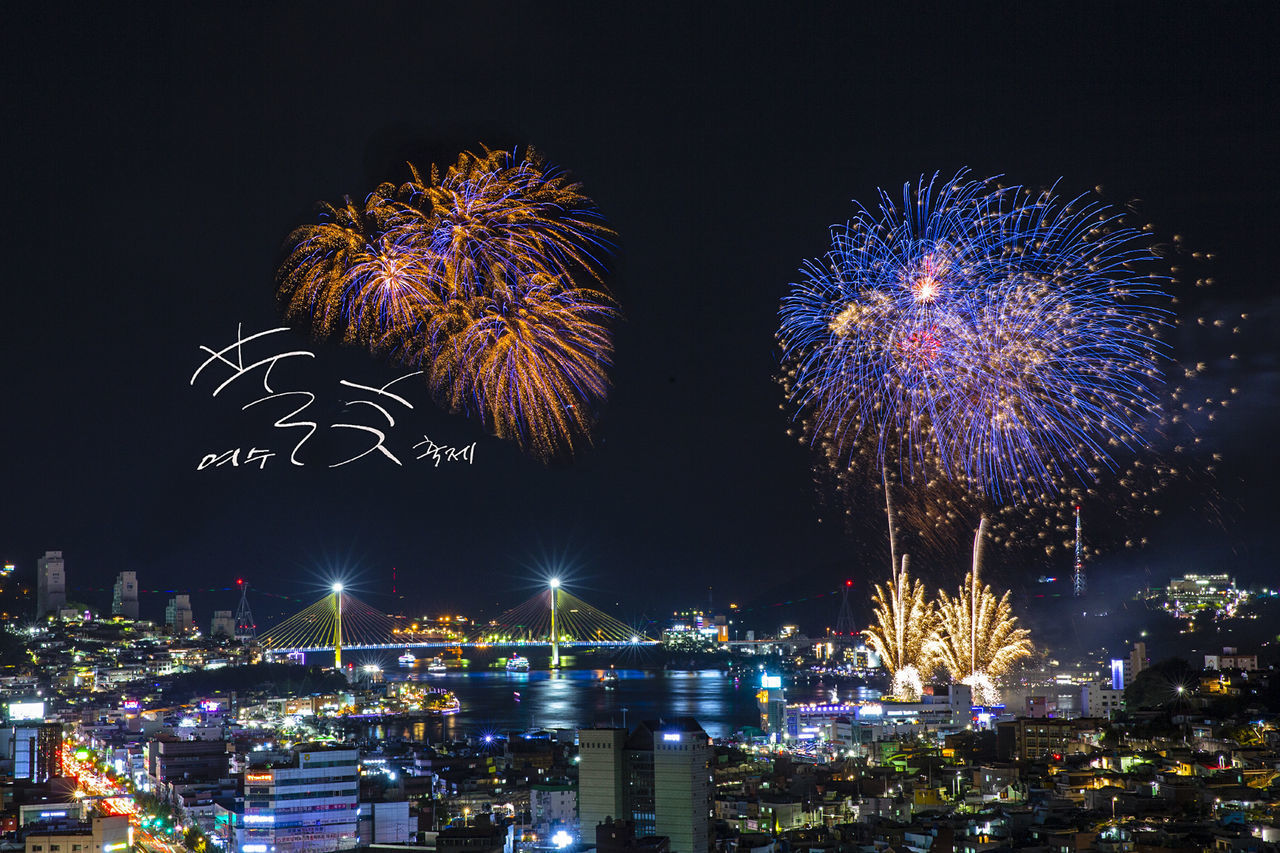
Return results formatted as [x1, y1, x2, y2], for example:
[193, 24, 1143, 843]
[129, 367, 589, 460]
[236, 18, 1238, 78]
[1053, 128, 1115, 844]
[834, 579, 856, 640]
[234, 579, 257, 643]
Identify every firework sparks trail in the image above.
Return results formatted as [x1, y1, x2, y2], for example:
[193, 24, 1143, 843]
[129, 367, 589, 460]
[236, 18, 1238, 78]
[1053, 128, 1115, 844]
[930, 520, 1033, 704]
[862, 555, 937, 701]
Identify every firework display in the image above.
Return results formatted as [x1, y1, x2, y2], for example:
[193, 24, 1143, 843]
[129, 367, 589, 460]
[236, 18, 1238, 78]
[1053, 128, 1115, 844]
[930, 522, 1033, 704]
[862, 556, 937, 701]
[277, 147, 616, 457]
[780, 170, 1168, 505]
[399, 150, 611, 298]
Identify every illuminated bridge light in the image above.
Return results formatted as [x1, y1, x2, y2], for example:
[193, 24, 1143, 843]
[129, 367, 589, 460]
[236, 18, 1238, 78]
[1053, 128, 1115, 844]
[256, 585, 656, 652]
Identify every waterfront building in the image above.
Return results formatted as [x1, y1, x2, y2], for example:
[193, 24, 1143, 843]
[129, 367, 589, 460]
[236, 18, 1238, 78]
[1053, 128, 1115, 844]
[240, 743, 359, 853]
[577, 719, 711, 853]
[36, 551, 66, 618]
[783, 683, 976, 743]
[756, 674, 785, 737]
[111, 572, 139, 619]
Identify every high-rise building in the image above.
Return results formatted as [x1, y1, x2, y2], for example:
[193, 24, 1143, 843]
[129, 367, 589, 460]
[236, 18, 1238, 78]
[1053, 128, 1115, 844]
[756, 674, 785, 737]
[36, 551, 66, 618]
[165, 594, 193, 633]
[1129, 642, 1148, 680]
[210, 610, 235, 640]
[10, 722, 62, 782]
[652, 724, 711, 853]
[240, 743, 359, 853]
[111, 571, 139, 619]
[577, 719, 711, 853]
[578, 728, 626, 845]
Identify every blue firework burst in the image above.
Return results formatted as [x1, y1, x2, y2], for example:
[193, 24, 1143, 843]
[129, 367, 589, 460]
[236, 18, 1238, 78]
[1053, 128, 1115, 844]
[779, 170, 1169, 503]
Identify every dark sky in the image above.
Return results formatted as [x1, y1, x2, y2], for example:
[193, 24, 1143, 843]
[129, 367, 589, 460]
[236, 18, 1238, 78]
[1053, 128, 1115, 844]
[4, 4, 1277, 630]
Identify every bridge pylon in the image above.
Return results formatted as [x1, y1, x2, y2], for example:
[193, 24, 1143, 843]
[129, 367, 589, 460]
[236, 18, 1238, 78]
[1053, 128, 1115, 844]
[549, 578, 561, 668]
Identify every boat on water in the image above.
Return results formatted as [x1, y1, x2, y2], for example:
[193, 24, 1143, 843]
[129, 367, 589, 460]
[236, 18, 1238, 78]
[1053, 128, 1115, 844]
[423, 688, 460, 715]
[427, 656, 448, 674]
[398, 650, 416, 667]
[506, 654, 530, 672]
[601, 666, 619, 689]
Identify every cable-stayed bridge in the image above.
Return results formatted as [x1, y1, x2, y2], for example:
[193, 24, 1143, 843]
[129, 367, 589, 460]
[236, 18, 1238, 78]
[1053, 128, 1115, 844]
[257, 582, 654, 666]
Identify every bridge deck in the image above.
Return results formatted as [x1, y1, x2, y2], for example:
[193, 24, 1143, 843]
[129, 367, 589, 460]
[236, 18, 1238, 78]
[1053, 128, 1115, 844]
[263, 640, 658, 653]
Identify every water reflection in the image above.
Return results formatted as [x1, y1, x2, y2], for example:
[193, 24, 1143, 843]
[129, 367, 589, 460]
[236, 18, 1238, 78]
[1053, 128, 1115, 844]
[355, 667, 866, 745]
[363, 668, 766, 741]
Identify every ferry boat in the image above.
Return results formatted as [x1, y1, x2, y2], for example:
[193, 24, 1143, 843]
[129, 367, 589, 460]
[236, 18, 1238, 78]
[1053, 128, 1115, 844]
[601, 666, 619, 689]
[398, 649, 416, 667]
[427, 657, 448, 674]
[506, 654, 530, 672]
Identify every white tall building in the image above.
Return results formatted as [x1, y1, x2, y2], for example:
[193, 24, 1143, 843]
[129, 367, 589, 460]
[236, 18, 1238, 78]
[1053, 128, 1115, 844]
[112, 571, 139, 619]
[241, 744, 359, 853]
[36, 551, 66, 618]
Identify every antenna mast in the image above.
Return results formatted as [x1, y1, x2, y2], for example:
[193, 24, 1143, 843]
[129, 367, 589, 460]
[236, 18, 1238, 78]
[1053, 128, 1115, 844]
[1073, 506, 1087, 597]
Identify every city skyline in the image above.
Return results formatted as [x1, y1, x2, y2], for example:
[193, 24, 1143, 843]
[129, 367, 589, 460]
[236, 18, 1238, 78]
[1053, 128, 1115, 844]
[3, 6, 1276, 619]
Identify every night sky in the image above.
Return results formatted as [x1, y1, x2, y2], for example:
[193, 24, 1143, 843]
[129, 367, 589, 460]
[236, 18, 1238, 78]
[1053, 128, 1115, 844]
[4, 5, 1277, 630]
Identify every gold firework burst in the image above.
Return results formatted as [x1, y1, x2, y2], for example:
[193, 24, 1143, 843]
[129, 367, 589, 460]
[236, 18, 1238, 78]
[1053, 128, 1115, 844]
[931, 520, 1033, 704]
[862, 555, 937, 701]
